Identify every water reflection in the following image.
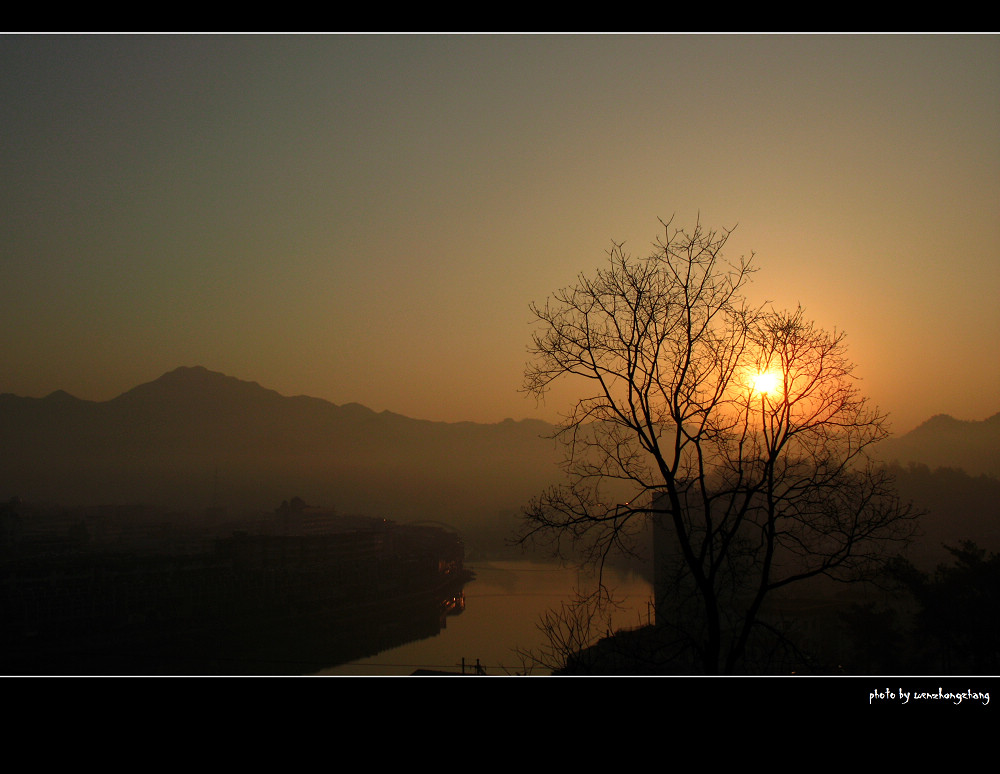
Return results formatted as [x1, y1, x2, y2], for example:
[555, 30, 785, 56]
[321, 560, 654, 676]
[1, 502, 650, 675]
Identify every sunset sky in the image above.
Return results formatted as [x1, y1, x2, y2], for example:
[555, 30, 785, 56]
[2, 33, 997, 434]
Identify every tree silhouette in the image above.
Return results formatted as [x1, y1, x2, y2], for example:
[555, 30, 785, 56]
[890, 542, 1000, 673]
[519, 217, 917, 674]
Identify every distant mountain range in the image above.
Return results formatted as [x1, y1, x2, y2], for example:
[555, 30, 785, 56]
[0, 366, 563, 530]
[875, 412, 1000, 479]
[2, 366, 997, 560]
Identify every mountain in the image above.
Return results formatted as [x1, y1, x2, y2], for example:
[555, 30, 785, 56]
[875, 412, 1000, 479]
[0, 367, 563, 532]
[870, 412, 1000, 566]
[4, 367, 996, 560]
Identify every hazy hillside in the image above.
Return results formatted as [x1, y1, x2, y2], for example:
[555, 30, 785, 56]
[3, 368, 997, 565]
[874, 413, 1000, 567]
[0, 366, 564, 533]
[888, 463, 1000, 567]
[876, 412, 1000, 479]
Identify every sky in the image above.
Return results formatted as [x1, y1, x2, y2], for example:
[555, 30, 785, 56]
[1, 33, 998, 435]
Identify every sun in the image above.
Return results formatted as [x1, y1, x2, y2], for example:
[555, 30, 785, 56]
[750, 371, 782, 396]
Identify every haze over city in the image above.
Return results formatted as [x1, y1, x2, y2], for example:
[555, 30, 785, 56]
[2, 33, 998, 435]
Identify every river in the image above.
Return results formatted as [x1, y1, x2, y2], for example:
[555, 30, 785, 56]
[320, 559, 654, 676]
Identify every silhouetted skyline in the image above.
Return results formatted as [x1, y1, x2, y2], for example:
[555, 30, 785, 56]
[2, 33, 998, 434]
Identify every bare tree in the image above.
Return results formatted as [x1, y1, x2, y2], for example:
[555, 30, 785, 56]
[519, 217, 917, 674]
[513, 590, 617, 675]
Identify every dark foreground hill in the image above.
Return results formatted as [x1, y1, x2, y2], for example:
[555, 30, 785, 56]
[0, 366, 563, 539]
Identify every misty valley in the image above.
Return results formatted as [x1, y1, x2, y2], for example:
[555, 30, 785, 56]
[2, 367, 999, 676]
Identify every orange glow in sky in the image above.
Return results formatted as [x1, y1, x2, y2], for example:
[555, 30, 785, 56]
[1, 34, 997, 434]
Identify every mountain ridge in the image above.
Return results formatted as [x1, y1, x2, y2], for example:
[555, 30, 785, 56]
[16, 365, 549, 429]
[2, 367, 996, 553]
[0, 366, 563, 526]
[877, 410, 1000, 479]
